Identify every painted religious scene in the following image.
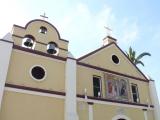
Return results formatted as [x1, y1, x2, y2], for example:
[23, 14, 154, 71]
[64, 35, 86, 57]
[105, 74, 129, 101]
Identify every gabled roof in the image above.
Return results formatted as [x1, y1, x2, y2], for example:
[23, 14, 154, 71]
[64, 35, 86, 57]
[78, 42, 114, 61]
[78, 42, 148, 81]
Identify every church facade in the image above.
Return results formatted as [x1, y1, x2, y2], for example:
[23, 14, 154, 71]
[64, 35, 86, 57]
[0, 19, 159, 120]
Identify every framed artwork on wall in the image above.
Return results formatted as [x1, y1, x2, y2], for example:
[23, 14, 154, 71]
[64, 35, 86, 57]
[105, 73, 129, 101]
[106, 80, 119, 99]
[118, 79, 129, 101]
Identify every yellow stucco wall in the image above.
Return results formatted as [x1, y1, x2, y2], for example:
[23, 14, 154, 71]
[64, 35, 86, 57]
[79, 44, 146, 79]
[0, 91, 64, 120]
[93, 103, 154, 120]
[77, 65, 152, 105]
[6, 49, 66, 92]
[77, 101, 89, 120]
[77, 101, 154, 120]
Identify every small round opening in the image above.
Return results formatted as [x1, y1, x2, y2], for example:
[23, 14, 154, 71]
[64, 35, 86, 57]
[31, 66, 46, 80]
[112, 55, 119, 64]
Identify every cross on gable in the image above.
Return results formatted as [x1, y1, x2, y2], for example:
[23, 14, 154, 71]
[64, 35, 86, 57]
[104, 26, 112, 36]
[40, 12, 48, 20]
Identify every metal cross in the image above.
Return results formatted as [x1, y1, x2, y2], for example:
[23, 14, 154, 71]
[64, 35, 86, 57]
[104, 26, 112, 36]
[40, 12, 48, 20]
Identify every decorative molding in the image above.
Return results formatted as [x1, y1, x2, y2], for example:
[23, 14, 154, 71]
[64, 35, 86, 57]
[35, 41, 68, 51]
[5, 87, 65, 99]
[12, 34, 24, 38]
[77, 62, 149, 82]
[12, 35, 68, 51]
[13, 45, 67, 61]
[4, 83, 153, 110]
[5, 83, 65, 96]
[77, 94, 154, 109]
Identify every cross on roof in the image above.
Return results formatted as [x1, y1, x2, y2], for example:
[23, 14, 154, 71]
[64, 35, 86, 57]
[40, 12, 48, 20]
[104, 26, 112, 36]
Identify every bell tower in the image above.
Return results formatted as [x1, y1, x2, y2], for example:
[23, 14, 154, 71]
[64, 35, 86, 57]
[12, 19, 69, 58]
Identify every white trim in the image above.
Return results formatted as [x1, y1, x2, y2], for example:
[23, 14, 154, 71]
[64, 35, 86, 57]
[143, 110, 148, 120]
[29, 65, 47, 82]
[88, 104, 93, 120]
[112, 114, 131, 120]
[4, 85, 153, 110]
[77, 98, 153, 110]
[149, 80, 160, 120]
[0, 39, 13, 110]
[65, 58, 79, 120]
[5, 87, 65, 99]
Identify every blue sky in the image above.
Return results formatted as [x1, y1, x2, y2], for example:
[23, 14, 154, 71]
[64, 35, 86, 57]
[0, 0, 160, 102]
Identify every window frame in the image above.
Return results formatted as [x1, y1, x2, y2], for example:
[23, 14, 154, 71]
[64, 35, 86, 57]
[93, 75, 102, 97]
[39, 26, 47, 34]
[131, 83, 140, 103]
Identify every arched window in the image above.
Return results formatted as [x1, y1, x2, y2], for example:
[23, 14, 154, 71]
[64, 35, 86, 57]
[22, 35, 35, 49]
[112, 115, 131, 120]
[47, 41, 59, 55]
[39, 26, 47, 34]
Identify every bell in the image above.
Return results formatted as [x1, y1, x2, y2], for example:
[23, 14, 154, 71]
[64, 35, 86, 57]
[47, 43, 57, 54]
[24, 38, 33, 47]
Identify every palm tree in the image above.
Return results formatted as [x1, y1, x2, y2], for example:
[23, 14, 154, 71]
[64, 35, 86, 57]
[126, 46, 151, 66]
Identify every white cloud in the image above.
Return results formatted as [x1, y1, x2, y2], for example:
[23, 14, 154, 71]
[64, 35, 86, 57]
[0, 1, 139, 57]
[55, 3, 115, 57]
[0, 0, 30, 37]
[117, 19, 139, 45]
[55, 2, 140, 57]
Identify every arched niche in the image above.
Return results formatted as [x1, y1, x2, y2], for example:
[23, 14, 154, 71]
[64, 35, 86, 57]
[112, 115, 131, 120]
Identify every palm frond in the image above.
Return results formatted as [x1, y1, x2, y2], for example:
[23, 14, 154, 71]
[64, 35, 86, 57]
[135, 60, 145, 66]
[136, 52, 151, 61]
